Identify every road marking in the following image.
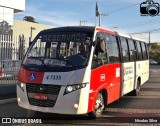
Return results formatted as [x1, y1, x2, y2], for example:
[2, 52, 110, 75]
[106, 108, 160, 114]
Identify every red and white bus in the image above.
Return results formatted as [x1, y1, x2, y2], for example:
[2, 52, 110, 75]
[17, 26, 149, 118]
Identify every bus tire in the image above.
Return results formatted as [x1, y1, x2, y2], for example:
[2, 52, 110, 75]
[131, 79, 141, 96]
[88, 92, 104, 118]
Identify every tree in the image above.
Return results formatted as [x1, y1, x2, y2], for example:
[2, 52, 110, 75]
[23, 16, 38, 23]
[150, 43, 160, 64]
[151, 43, 160, 50]
[0, 20, 13, 35]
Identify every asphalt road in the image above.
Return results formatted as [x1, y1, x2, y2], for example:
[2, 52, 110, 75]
[0, 65, 160, 126]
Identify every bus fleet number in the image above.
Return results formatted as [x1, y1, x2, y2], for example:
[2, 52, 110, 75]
[46, 75, 61, 80]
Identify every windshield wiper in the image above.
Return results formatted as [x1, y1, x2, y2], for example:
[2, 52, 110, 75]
[27, 57, 47, 67]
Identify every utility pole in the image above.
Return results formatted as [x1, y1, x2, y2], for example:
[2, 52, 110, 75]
[79, 20, 87, 26]
[149, 32, 151, 51]
[148, 20, 151, 52]
[98, 13, 107, 27]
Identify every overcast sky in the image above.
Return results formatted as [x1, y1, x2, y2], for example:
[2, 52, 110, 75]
[15, 0, 160, 43]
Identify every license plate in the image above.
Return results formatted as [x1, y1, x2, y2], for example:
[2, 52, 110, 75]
[34, 94, 48, 100]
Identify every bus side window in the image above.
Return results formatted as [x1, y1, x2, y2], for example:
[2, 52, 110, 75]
[144, 43, 149, 59]
[141, 42, 147, 60]
[128, 39, 136, 61]
[120, 37, 130, 62]
[107, 35, 120, 63]
[136, 41, 143, 60]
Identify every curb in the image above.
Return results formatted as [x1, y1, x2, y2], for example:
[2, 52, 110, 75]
[0, 98, 17, 106]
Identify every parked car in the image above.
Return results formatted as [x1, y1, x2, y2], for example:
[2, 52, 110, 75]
[149, 59, 158, 65]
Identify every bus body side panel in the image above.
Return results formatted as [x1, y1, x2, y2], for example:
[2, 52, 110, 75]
[121, 62, 135, 96]
[135, 60, 149, 87]
[143, 60, 149, 84]
[88, 63, 121, 112]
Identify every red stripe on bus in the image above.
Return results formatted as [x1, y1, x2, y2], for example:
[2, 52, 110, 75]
[96, 28, 116, 35]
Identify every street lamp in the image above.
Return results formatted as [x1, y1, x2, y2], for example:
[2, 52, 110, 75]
[30, 27, 36, 41]
[29, 27, 36, 46]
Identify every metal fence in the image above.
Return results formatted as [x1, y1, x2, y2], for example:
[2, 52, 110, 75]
[0, 34, 29, 84]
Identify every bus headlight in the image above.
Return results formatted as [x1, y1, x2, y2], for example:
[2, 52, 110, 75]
[66, 86, 74, 92]
[64, 83, 88, 95]
[17, 82, 25, 92]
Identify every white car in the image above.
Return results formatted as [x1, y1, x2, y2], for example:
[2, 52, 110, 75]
[149, 59, 158, 65]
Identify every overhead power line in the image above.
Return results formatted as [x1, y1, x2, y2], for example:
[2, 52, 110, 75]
[128, 28, 160, 35]
[110, 17, 160, 30]
[107, 3, 139, 14]
[84, 2, 139, 22]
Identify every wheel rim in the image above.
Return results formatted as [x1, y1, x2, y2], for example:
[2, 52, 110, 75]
[95, 94, 104, 116]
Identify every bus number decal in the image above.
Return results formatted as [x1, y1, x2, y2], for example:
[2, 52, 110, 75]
[46, 75, 61, 80]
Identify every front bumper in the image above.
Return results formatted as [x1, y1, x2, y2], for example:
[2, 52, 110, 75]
[17, 83, 90, 115]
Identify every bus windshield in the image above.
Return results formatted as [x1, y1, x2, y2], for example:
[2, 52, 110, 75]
[23, 32, 93, 69]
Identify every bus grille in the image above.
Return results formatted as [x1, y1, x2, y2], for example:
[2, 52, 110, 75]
[26, 84, 61, 107]
[28, 98, 55, 107]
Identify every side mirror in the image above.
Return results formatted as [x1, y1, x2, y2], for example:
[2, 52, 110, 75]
[96, 37, 106, 53]
[99, 40, 106, 52]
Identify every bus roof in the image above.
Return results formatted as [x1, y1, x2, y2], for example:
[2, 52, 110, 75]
[40, 26, 96, 34]
[117, 32, 131, 39]
[131, 36, 146, 42]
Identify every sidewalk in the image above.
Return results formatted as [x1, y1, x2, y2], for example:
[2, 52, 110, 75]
[0, 84, 17, 105]
[0, 84, 16, 95]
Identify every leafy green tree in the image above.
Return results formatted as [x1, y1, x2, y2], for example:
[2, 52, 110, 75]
[151, 43, 160, 50]
[23, 16, 38, 23]
[149, 43, 160, 64]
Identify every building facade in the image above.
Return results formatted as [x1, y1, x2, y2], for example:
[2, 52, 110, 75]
[0, 0, 25, 35]
[13, 19, 54, 40]
[13, 19, 54, 51]
[0, 0, 25, 60]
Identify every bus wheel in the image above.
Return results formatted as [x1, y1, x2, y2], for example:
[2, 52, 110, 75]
[88, 92, 104, 118]
[131, 80, 141, 96]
